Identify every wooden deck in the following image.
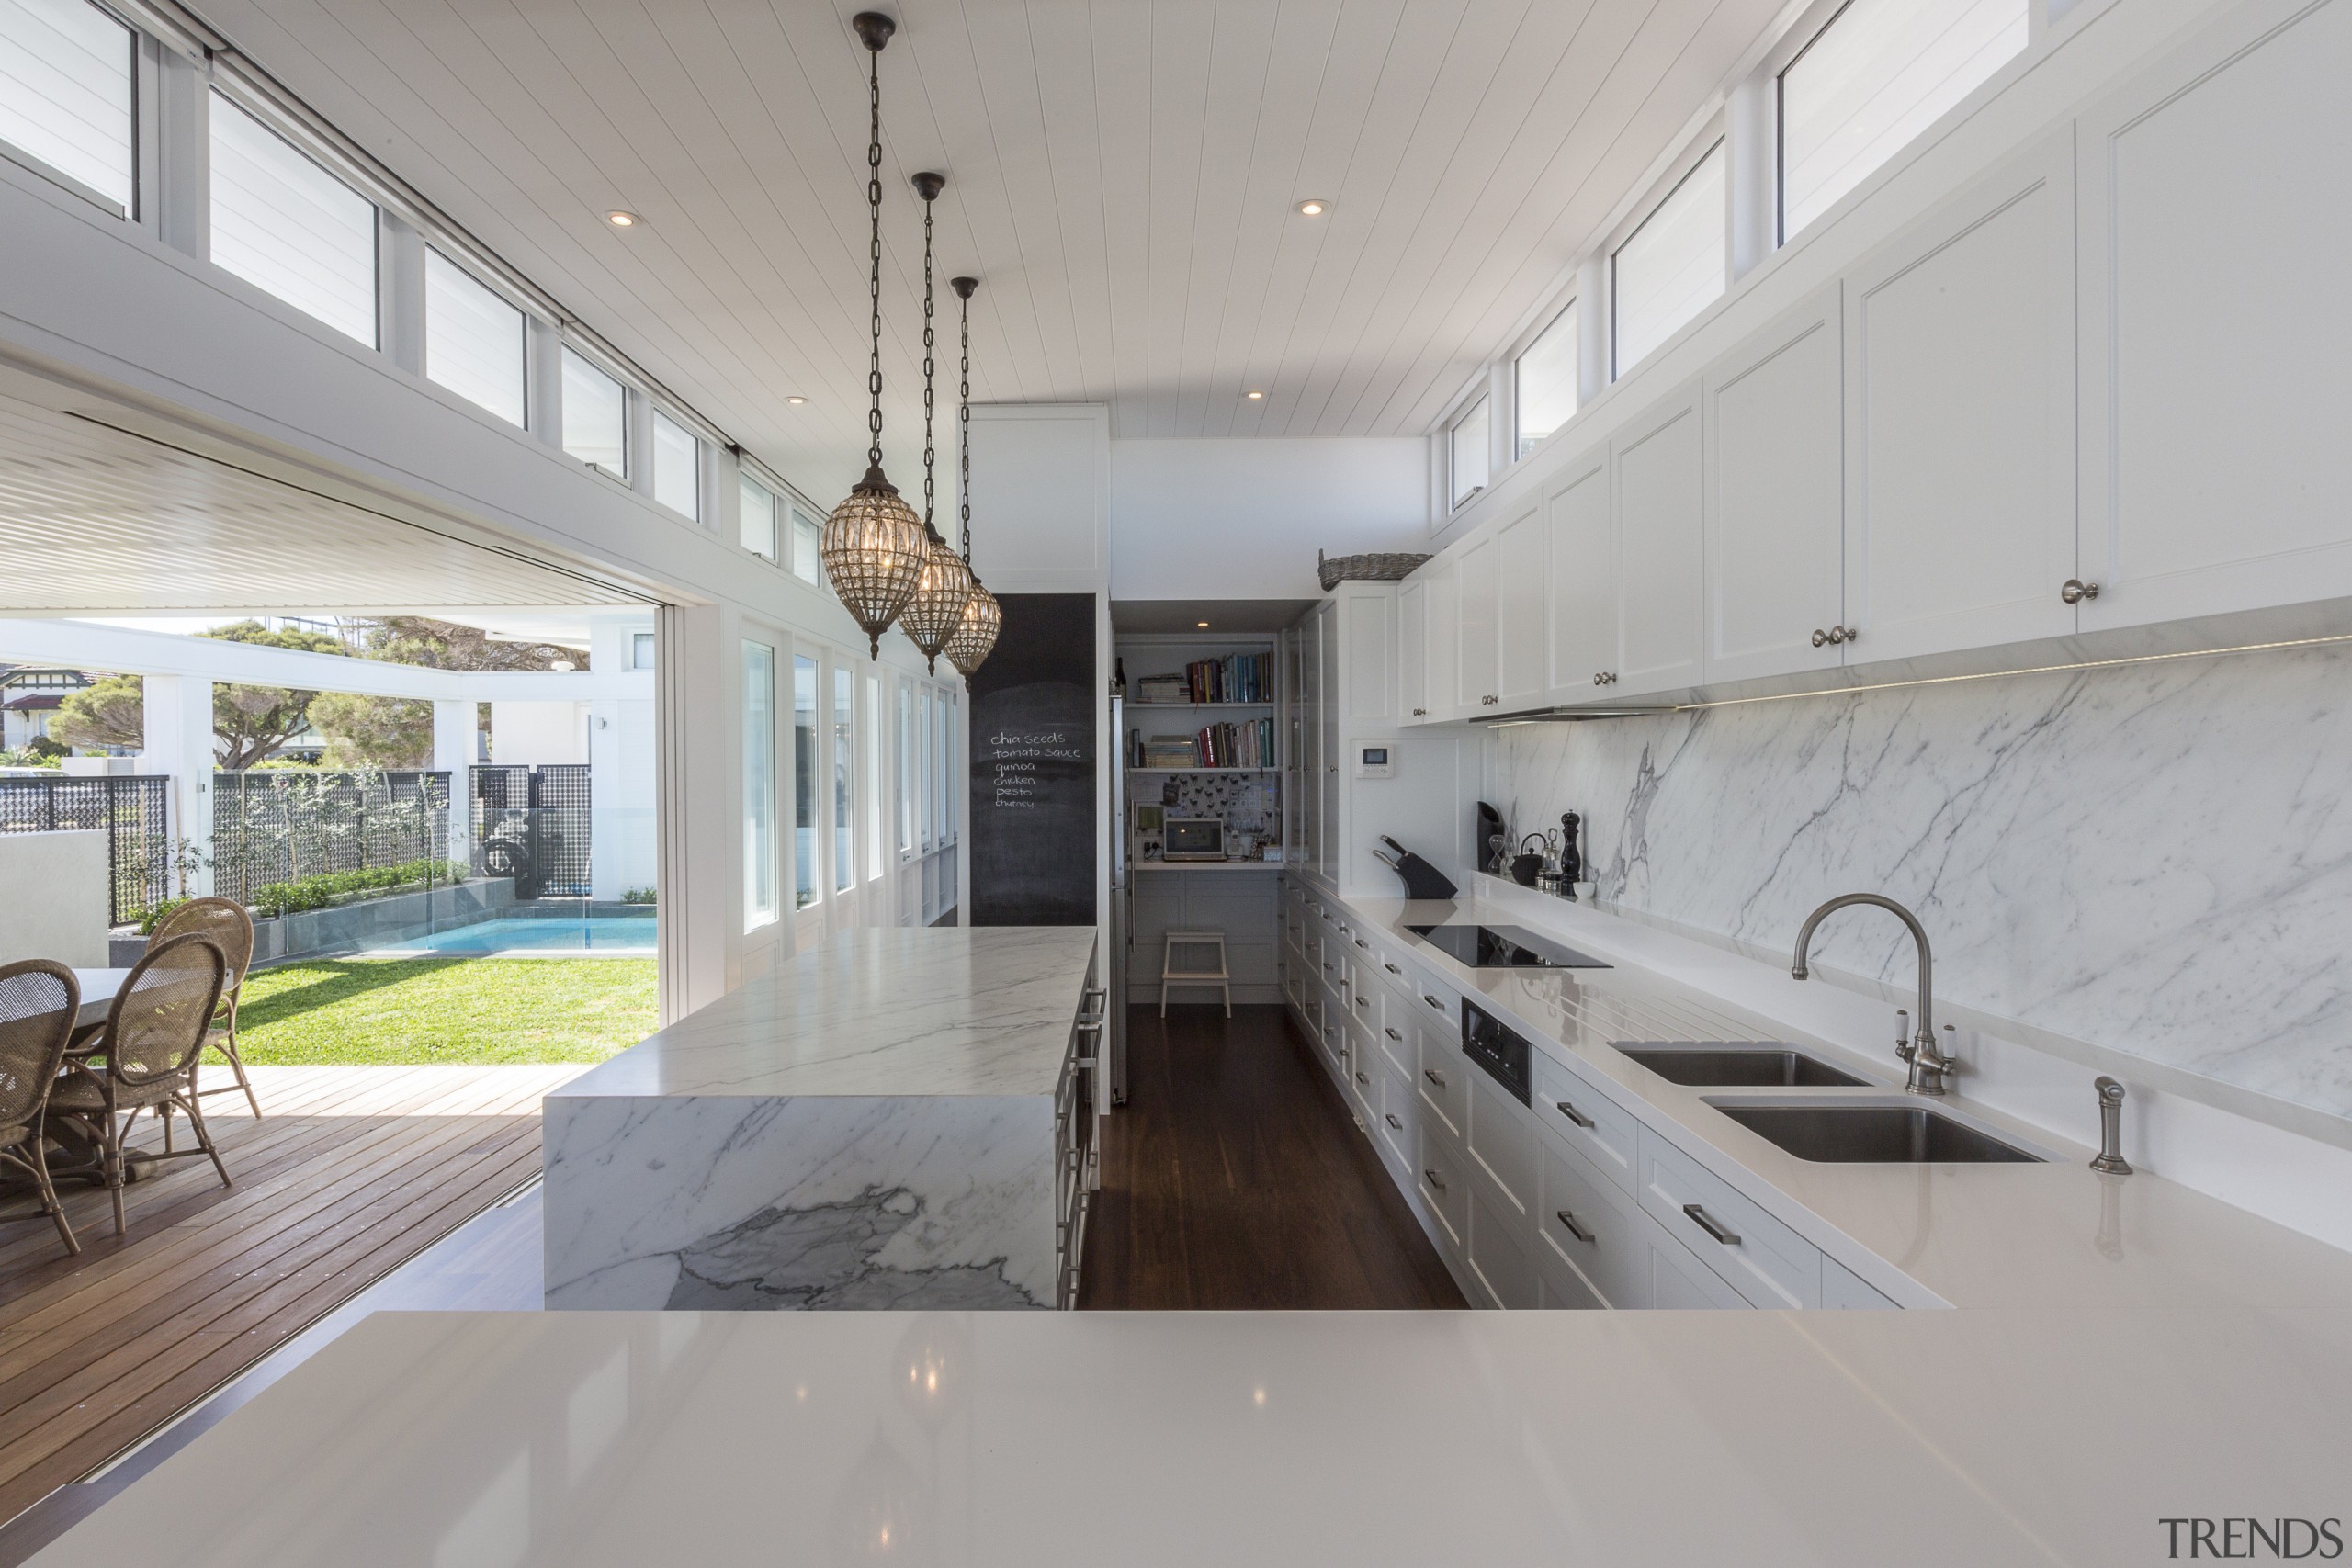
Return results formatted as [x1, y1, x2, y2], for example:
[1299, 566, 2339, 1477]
[0, 1065, 576, 1525]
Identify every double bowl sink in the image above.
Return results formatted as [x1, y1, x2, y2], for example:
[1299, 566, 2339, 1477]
[1613, 1042, 2042, 1164]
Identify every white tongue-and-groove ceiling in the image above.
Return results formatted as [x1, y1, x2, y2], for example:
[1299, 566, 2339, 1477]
[197, 0, 1786, 507]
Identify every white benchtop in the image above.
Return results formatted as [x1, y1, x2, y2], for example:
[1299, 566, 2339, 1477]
[550, 927, 1097, 1100]
[1314, 880, 2352, 1310]
[31, 1306, 2352, 1566]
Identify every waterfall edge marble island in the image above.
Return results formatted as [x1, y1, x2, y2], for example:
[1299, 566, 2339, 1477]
[543, 927, 1102, 1312]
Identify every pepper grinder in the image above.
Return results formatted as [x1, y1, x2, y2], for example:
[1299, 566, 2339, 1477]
[1557, 812, 1583, 900]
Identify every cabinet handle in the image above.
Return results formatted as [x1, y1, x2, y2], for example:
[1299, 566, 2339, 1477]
[1592, 671, 1617, 686]
[1355, 1070, 1369, 1086]
[1423, 1168, 1447, 1191]
[1424, 994, 1444, 1011]
[1385, 1112, 1404, 1131]
[1554, 1099, 1595, 1130]
[2061, 578, 2100, 604]
[1354, 996, 1368, 1010]
[1353, 938, 1368, 949]
[1385, 1027, 1403, 1041]
[1554, 1208, 1595, 1245]
[1423, 1067, 1447, 1088]
[1682, 1202, 1741, 1247]
[1384, 963, 1401, 975]
[1411, 707, 1427, 717]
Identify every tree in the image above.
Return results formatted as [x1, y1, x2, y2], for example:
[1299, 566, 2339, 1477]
[49, 621, 352, 770]
[51, 674, 145, 751]
[308, 692, 434, 769]
[366, 617, 584, 672]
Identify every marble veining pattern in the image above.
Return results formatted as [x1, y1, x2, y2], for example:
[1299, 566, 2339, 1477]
[1486, 643, 2352, 1120]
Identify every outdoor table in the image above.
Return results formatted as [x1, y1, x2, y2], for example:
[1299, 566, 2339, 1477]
[68, 967, 130, 1036]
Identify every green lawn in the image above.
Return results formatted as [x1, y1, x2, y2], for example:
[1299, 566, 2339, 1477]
[235, 959, 658, 1066]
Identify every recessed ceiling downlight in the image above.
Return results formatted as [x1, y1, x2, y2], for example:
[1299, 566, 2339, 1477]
[605, 209, 639, 228]
[1295, 198, 1329, 216]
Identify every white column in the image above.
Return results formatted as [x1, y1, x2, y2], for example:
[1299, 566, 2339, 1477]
[141, 675, 213, 897]
[432, 699, 475, 874]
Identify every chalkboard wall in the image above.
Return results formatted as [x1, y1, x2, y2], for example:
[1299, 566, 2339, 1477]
[968, 592, 1097, 926]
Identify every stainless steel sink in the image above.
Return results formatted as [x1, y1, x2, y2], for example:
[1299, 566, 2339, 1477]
[1616, 1043, 1870, 1089]
[1709, 1101, 2042, 1163]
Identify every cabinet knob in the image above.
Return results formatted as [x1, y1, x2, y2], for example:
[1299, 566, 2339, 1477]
[1411, 706, 1426, 717]
[1813, 626, 1858, 647]
[1592, 671, 1617, 686]
[1812, 628, 1828, 647]
[2061, 578, 2100, 604]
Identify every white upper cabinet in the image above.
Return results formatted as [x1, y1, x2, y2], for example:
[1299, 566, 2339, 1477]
[1545, 451, 1614, 697]
[1397, 577, 1430, 722]
[1612, 385, 1706, 696]
[1428, 558, 1461, 723]
[1455, 532, 1500, 712]
[2075, 0, 2352, 631]
[1842, 130, 2077, 664]
[1340, 585, 1395, 724]
[1704, 288, 1846, 683]
[1496, 505, 1548, 710]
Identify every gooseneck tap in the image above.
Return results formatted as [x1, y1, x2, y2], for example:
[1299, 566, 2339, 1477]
[1790, 894, 1955, 1095]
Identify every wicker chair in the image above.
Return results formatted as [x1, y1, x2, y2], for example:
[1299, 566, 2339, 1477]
[148, 897, 261, 1119]
[51, 933, 232, 1238]
[0, 961, 83, 1257]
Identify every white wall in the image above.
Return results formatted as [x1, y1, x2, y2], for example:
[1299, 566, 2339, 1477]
[1109, 437, 1428, 603]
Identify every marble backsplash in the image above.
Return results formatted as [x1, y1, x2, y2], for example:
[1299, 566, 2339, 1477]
[1484, 642, 2352, 1122]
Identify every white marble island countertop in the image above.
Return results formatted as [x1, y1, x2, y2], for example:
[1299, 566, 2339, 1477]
[553, 926, 1098, 1100]
[31, 1306, 2352, 1567]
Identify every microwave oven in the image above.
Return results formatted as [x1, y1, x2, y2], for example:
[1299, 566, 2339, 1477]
[1162, 818, 1227, 862]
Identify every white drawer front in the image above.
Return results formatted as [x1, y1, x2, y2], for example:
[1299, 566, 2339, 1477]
[1374, 1013, 1414, 1077]
[1532, 1051, 1640, 1195]
[1465, 1071, 1536, 1217]
[1536, 1231, 1607, 1310]
[1636, 1129, 1821, 1310]
[1467, 1186, 1540, 1310]
[1416, 1019, 1468, 1137]
[1538, 1134, 1647, 1309]
[1643, 1224, 1752, 1310]
[1418, 1122, 1468, 1246]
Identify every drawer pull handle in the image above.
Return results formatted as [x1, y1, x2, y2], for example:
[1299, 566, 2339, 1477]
[1355, 1070, 1369, 1086]
[1424, 995, 1444, 1011]
[1385, 1028, 1402, 1041]
[1423, 1168, 1447, 1191]
[1385, 963, 1401, 975]
[1385, 1113, 1404, 1131]
[1554, 1208, 1595, 1245]
[1682, 1203, 1741, 1247]
[1354, 938, 1368, 949]
[1355, 996, 1368, 1010]
[1554, 1099, 1595, 1129]
[1323, 964, 1333, 974]
[1423, 1068, 1447, 1089]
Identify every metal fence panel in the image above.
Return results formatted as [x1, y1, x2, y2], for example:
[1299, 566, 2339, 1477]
[211, 771, 452, 908]
[0, 775, 171, 925]
[471, 763, 591, 898]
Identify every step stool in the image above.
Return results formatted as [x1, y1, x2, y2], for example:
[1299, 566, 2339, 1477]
[1159, 931, 1232, 1018]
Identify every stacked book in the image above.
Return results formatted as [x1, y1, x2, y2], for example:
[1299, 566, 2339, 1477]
[1192, 716, 1274, 769]
[1183, 651, 1272, 704]
[1141, 734, 1199, 769]
[1136, 673, 1189, 705]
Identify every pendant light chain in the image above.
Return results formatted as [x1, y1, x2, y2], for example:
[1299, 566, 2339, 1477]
[921, 187, 936, 525]
[864, 47, 884, 468]
[959, 285, 972, 558]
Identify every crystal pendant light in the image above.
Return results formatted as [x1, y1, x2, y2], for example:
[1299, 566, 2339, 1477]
[944, 274, 1001, 677]
[821, 12, 928, 659]
[896, 170, 975, 675]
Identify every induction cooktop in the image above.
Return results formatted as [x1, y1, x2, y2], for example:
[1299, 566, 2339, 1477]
[1405, 924, 1611, 969]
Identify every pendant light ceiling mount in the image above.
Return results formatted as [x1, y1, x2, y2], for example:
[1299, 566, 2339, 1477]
[822, 9, 929, 659]
[898, 169, 977, 675]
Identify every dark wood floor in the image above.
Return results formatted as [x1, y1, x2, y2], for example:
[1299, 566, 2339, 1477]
[1080, 1004, 1465, 1310]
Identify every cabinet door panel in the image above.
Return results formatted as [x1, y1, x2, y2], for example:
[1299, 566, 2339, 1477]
[1396, 579, 1429, 721]
[1454, 535, 1499, 710]
[2077, 0, 2352, 628]
[1706, 288, 1844, 683]
[1341, 587, 1394, 722]
[1544, 452, 1613, 697]
[1496, 504, 1547, 708]
[1427, 560, 1460, 721]
[1612, 388, 1706, 695]
[1844, 132, 2076, 662]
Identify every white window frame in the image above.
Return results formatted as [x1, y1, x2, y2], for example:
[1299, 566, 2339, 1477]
[1608, 128, 1730, 382]
[1510, 298, 1579, 460]
[1448, 394, 1490, 512]
[0, 0, 138, 218]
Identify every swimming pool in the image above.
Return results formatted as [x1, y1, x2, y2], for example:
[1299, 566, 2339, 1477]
[364, 914, 657, 957]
